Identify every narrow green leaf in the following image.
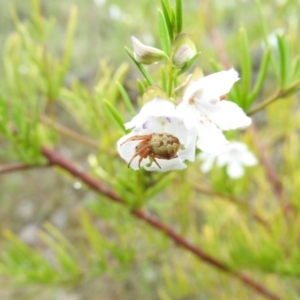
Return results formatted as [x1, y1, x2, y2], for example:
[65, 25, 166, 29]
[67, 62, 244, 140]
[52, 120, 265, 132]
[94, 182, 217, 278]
[145, 173, 175, 199]
[160, 0, 174, 41]
[80, 211, 107, 267]
[247, 49, 271, 109]
[137, 79, 146, 95]
[161, 0, 172, 18]
[125, 47, 155, 86]
[62, 6, 78, 73]
[161, 66, 167, 90]
[209, 59, 223, 72]
[176, 52, 200, 76]
[116, 82, 136, 116]
[158, 9, 171, 54]
[292, 56, 300, 80]
[103, 99, 126, 133]
[255, 0, 279, 80]
[239, 27, 252, 106]
[277, 34, 291, 88]
[175, 0, 183, 34]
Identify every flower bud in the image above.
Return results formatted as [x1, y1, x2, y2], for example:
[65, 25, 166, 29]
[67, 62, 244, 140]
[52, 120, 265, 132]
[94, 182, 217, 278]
[131, 36, 166, 65]
[171, 33, 197, 68]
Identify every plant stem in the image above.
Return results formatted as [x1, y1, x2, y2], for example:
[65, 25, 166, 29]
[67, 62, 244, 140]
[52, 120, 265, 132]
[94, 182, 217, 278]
[40, 115, 99, 149]
[248, 78, 300, 115]
[41, 146, 281, 300]
[0, 162, 52, 175]
[249, 124, 292, 216]
[247, 90, 280, 115]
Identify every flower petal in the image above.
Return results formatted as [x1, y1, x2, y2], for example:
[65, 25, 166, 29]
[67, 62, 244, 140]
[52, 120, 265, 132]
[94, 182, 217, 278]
[240, 151, 258, 166]
[145, 158, 187, 172]
[183, 68, 239, 104]
[125, 98, 176, 129]
[226, 162, 244, 179]
[198, 153, 216, 173]
[197, 123, 229, 155]
[197, 100, 251, 131]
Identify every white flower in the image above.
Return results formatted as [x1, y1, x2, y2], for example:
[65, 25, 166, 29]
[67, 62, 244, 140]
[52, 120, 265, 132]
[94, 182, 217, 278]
[117, 97, 197, 171]
[183, 68, 239, 105]
[177, 69, 251, 155]
[198, 141, 258, 179]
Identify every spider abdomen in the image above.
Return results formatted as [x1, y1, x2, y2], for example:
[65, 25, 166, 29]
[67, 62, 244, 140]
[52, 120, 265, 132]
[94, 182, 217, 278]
[150, 133, 180, 159]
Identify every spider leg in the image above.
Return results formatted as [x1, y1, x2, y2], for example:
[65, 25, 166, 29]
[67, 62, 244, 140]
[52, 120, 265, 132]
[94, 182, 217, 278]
[121, 135, 152, 146]
[127, 143, 150, 168]
[138, 148, 151, 168]
[127, 152, 140, 168]
[150, 155, 162, 169]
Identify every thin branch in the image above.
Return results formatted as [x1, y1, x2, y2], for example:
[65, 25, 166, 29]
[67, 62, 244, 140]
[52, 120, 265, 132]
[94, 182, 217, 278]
[248, 78, 300, 115]
[249, 124, 292, 215]
[0, 162, 52, 175]
[41, 146, 281, 300]
[40, 115, 99, 149]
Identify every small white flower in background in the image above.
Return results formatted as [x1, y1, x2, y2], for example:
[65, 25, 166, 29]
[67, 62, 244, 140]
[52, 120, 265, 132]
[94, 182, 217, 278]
[177, 68, 251, 155]
[198, 141, 258, 179]
[117, 97, 197, 172]
[94, 0, 106, 6]
[109, 5, 122, 20]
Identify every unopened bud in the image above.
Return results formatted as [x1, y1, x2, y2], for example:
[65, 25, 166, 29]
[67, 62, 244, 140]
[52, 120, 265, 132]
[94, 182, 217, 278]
[171, 33, 197, 68]
[131, 36, 166, 65]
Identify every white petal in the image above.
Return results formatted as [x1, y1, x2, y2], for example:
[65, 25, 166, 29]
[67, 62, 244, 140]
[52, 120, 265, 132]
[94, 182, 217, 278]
[145, 157, 187, 172]
[125, 98, 176, 129]
[216, 153, 231, 167]
[197, 123, 229, 155]
[226, 162, 245, 179]
[183, 68, 239, 104]
[240, 151, 258, 166]
[178, 126, 197, 162]
[197, 100, 251, 131]
[198, 154, 216, 173]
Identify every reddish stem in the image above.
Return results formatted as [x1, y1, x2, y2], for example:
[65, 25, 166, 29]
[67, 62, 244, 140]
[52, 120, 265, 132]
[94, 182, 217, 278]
[41, 146, 280, 300]
[0, 162, 52, 175]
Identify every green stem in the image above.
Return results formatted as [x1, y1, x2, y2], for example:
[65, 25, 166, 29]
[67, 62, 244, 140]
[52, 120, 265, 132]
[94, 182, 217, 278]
[248, 77, 300, 115]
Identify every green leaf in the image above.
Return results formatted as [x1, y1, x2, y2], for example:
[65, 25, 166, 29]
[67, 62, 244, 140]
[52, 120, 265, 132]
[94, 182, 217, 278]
[161, 66, 167, 90]
[277, 34, 291, 88]
[247, 49, 271, 110]
[116, 82, 136, 117]
[103, 99, 127, 133]
[125, 47, 155, 86]
[292, 55, 300, 80]
[145, 173, 175, 199]
[158, 9, 171, 54]
[160, 0, 174, 41]
[239, 27, 252, 107]
[62, 6, 78, 74]
[209, 59, 224, 72]
[175, 0, 183, 34]
[137, 79, 146, 95]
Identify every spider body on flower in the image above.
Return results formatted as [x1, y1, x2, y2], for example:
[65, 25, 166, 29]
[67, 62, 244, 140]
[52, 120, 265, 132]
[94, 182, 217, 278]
[121, 133, 181, 169]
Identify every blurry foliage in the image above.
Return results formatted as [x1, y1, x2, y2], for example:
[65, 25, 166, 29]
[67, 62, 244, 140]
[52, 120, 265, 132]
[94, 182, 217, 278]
[1, 0, 300, 299]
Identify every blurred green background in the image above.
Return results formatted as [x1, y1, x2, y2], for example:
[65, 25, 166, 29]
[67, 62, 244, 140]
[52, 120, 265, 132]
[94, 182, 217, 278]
[1, 0, 300, 299]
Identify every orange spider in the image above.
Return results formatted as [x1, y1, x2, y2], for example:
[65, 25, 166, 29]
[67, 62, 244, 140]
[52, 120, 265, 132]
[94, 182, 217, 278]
[121, 133, 181, 169]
